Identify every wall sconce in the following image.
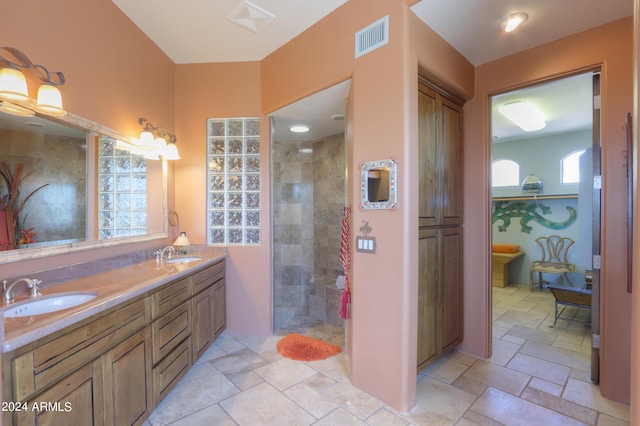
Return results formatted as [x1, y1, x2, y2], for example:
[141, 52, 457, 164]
[131, 117, 181, 160]
[521, 174, 543, 194]
[0, 47, 66, 117]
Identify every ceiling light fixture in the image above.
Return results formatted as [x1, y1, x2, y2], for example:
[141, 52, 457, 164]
[228, 0, 275, 33]
[0, 47, 66, 117]
[498, 101, 546, 132]
[289, 124, 310, 133]
[502, 12, 529, 33]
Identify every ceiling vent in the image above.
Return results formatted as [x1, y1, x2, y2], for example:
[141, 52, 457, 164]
[228, 0, 275, 33]
[355, 16, 389, 58]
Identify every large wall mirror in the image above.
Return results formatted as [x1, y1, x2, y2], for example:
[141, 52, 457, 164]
[0, 111, 167, 264]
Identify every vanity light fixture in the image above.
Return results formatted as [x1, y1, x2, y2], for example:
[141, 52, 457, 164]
[289, 124, 310, 133]
[498, 100, 546, 132]
[0, 47, 66, 117]
[134, 117, 181, 160]
[502, 12, 529, 33]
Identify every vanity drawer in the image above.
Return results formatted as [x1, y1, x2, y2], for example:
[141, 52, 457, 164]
[151, 277, 192, 320]
[151, 302, 191, 365]
[193, 261, 225, 294]
[152, 338, 191, 406]
[12, 298, 148, 401]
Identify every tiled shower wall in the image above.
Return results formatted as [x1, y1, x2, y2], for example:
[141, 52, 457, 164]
[273, 133, 345, 331]
[0, 129, 86, 246]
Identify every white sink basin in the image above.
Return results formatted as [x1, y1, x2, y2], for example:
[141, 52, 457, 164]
[164, 256, 202, 264]
[4, 293, 98, 318]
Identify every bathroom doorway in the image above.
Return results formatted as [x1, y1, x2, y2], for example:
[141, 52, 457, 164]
[489, 70, 601, 380]
[269, 80, 351, 347]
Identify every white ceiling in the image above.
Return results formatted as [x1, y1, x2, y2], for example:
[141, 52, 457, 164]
[492, 73, 594, 143]
[110, 0, 633, 142]
[111, 0, 348, 64]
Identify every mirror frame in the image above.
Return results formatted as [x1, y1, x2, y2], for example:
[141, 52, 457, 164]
[0, 112, 168, 264]
[360, 158, 398, 210]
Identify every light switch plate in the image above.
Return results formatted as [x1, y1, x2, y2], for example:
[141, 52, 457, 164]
[356, 236, 376, 254]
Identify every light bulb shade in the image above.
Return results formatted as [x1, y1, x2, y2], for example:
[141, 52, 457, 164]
[36, 84, 66, 116]
[154, 137, 167, 150]
[138, 130, 155, 147]
[0, 68, 29, 102]
[163, 142, 181, 160]
[521, 174, 543, 193]
[143, 151, 160, 160]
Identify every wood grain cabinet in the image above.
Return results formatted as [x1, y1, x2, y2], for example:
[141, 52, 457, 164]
[417, 78, 464, 373]
[192, 261, 226, 363]
[2, 259, 226, 426]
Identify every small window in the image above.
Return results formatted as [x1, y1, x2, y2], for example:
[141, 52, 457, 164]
[561, 150, 586, 184]
[492, 159, 519, 187]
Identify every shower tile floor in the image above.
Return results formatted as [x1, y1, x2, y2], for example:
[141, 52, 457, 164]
[145, 283, 630, 425]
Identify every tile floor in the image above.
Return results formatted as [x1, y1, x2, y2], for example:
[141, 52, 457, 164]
[144, 283, 630, 425]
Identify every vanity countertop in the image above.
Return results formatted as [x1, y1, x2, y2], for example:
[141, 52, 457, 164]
[1, 250, 227, 353]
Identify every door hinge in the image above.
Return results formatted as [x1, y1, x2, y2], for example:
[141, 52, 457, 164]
[593, 254, 601, 270]
[593, 175, 602, 190]
[592, 334, 601, 349]
[594, 95, 601, 110]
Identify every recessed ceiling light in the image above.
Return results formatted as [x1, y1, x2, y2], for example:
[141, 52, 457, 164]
[289, 125, 310, 133]
[502, 12, 528, 33]
[331, 114, 344, 121]
[498, 101, 546, 132]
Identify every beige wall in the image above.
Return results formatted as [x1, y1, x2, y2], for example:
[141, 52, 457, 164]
[2, 0, 636, 413]
[465, 18, 634, 404]
[173, 62, 272, 336]
[0, 0, 176, 278]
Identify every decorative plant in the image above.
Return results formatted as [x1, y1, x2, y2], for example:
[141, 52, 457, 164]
[0, 162, 48, 250]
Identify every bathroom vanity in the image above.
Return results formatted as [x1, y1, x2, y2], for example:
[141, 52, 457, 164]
[0, 253, 226, 426]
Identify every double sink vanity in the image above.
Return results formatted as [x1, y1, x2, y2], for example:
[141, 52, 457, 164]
[0, 250, 226, 426]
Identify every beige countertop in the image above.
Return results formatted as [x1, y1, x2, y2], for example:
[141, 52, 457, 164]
[1, 250, 227, 353]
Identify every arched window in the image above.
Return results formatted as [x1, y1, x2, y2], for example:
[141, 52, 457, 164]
[561, 150, 586, 184]
[492, 159, 520, 187]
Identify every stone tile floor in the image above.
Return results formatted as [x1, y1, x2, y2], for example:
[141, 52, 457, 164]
[144, 283, 630, 425]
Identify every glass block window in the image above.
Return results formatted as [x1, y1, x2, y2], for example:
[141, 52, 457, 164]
[207, 117, 261, 245]
[98, 137, 147, 239]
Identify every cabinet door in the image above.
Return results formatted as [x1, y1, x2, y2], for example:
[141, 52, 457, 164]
[152, 302, 191, 365]
[213, 279, 226, 338]
[440, 227, 463, 353]
[15, 360, 104, 426]
[418, 85, 440, 227]
[417, 228, 439, 371]
[441, 98, 463, 225]
[102, 330, 151, 426]
[192, 288, 214, 362]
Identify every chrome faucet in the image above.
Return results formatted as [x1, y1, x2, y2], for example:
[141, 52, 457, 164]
[154, 246, 176, 263]
[4, 278, 42, 304]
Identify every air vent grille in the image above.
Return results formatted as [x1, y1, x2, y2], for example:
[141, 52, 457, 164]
[355, 16, 389, 58]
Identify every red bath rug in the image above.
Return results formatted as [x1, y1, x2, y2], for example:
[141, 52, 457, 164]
[276, 333, 342, 361]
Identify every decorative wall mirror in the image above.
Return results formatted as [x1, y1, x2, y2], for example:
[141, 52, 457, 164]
[360, 159, 398, 210]
[0, 111, 167, 264]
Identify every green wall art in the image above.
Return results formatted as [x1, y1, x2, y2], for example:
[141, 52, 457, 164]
[492, 201, 577, 233]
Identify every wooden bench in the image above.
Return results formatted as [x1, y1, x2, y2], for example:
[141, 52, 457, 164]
[492, 251, 525, 287]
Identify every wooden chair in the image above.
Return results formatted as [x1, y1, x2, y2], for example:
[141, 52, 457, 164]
[529, 235, 575, 292]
